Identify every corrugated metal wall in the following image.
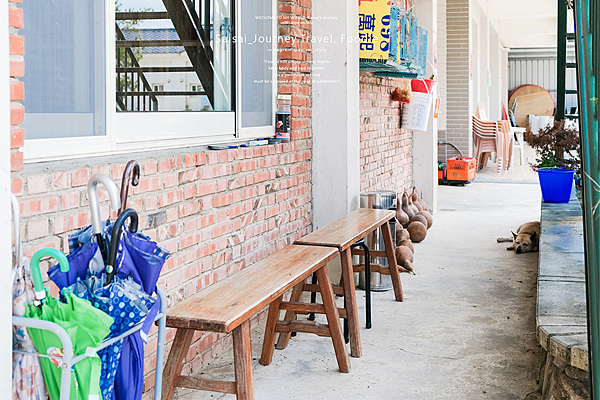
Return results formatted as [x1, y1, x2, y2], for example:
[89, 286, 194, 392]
[508, 47, 578, 115]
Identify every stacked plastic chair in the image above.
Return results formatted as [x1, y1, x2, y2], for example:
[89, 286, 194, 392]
[472, 115, 513, 173]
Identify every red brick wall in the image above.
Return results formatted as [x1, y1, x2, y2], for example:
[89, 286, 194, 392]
[359, 72, 413, 193]
[10, 0, 313, 398]
[9, 0, 24, 174]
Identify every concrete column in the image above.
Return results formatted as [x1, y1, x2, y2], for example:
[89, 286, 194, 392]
[1, 2, 13, 392]
[489, 31, 501, 120]
[312, 1, 360, 229]
[413, 0, 438, 213]
[446, 0, 471, 158]
[479, 16, 489, 111]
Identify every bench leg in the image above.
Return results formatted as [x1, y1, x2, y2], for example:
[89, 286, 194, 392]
[275, 281, 304, 350]
[382, 220, 404, 302]
[315, 265, 351, 373]
[233, 320, 255, 400]
[260, 295, 283, 366]
[340, 248, 362, 358]
[162, 328, 195, 400]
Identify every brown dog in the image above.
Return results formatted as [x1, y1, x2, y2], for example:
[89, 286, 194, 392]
[497, 222, 541, 254]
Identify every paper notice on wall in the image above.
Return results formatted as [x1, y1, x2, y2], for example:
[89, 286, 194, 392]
[359, 0, 392, 60]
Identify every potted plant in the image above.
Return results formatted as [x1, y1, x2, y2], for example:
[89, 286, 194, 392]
[524, 119, 580, 203]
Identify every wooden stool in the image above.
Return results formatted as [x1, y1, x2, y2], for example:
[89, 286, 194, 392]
[292, 208, 403, 358]
[162, 245, 347, 400]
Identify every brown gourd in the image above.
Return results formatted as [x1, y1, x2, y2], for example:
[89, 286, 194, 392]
[395, 245, 415, 274]
[407, 190, 420, 215]
[408, 214, 428, 228]
[395, 225, 411, 244]
[395, 194, 410, 227]
[398, 239, 414, 253]
[418, 210, 433, 229]
[407, 221, 427, 242]
[411, 188, 423, 212]
[420, 191, 429, 211]
[401, 191, 415, 223]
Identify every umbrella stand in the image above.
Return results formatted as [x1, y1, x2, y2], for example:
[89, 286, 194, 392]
[12, 286, 167, 400]
[12, 316, 73, 400]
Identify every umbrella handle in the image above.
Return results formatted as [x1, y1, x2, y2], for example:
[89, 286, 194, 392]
[106, 208, 139, 285]
[30, 248, 69, 302]
[87, 173, 121, 235]
[118, 160, 140, 215]
[10, 193, 23, 268]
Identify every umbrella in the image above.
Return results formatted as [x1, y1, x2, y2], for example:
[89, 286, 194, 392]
[48, 170, 169, 400]
[24, 248, 113, 400]
[11, 194, 47, 400]
[117, 160, 140, 216]
[109, 209, 169, 400]
[48, 173, 121, 289]
[50, 209, 159, 400]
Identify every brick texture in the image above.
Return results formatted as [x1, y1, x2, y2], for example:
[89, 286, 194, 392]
[9, 0, 24, 172]
[359, 72, 413, 193]
[11, 1, 314, 398]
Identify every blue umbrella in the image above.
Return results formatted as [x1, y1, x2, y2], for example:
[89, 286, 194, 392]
[46, 173, 128, 400]
[109, 210, 169, 400]
[48, 173, 121, 288]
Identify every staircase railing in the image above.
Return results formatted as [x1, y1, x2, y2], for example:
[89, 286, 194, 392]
[115, 23, 158, 111]
[116, 0, 216, 111]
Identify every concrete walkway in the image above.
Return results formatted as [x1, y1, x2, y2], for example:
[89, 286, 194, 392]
[177, 182, 543, 400]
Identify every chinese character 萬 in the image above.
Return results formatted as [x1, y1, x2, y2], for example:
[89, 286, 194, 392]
[359, 14, 376, 32]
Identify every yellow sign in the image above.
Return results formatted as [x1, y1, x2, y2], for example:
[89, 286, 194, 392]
[359, 0, 392, 60]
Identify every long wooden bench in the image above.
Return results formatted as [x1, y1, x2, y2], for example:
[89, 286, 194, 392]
[292, 208, 402, 358]
[162, 244, 347, 400]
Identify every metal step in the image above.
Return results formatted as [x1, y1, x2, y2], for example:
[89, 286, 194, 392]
[117, 91, 206, 96]
[566, 89, 578, 94]
[116, 66, 197, 73]
[116, 11, 170, 20]
[116, 40, 200, 48]
[566, 62, 577, 68]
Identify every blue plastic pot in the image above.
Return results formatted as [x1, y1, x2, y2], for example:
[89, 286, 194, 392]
[537, 168, 575, 203]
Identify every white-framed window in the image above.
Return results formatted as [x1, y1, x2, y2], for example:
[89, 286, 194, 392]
[21, 0, 277, 162]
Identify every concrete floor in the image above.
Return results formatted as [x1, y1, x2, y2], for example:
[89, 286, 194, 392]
[175, 180, 543, 400]
[474, 142, 538, 184]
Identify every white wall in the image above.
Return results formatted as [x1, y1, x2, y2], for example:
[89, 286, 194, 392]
[312, 0, 360, 229]
[489, 30, 503, 120]
[413, 0, 438, 213]
[436, 0, 447, 133]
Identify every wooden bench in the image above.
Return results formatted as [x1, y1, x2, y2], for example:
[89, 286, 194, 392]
[292, 208, 402, 358]
[162, 244, 348, 400]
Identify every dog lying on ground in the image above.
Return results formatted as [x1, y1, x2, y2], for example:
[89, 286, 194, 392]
[497, 221, 541, 254]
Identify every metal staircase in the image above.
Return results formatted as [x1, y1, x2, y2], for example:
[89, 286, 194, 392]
[572, 0, 600, 398]
[116, 0, 216, 111]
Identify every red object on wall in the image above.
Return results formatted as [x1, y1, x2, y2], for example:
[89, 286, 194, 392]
[411, 79, 436, 94]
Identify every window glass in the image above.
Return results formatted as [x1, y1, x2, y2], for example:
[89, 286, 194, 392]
[240, 1, 274, 128]
[21, 1, 106, 139]
[117, 0, 232, 112]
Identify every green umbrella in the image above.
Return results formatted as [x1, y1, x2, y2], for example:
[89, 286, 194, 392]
[24, 248, 113, 400]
